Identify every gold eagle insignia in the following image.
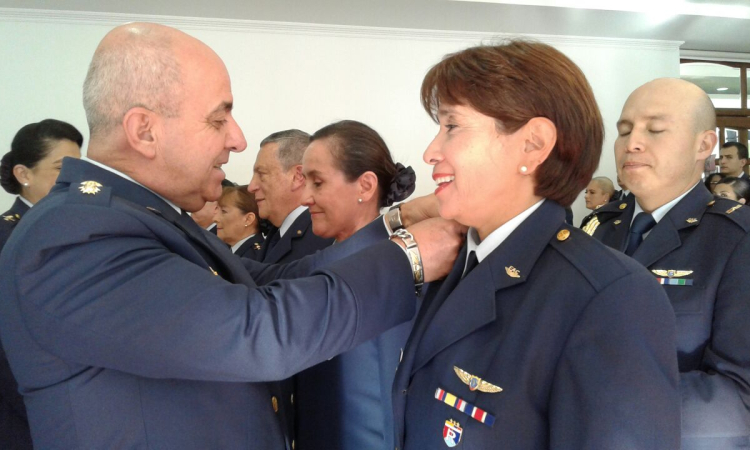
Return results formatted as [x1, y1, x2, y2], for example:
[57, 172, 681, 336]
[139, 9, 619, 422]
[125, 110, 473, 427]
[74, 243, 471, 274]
[651, 269, 693, 278]
[453, 366, 502, 393]
[79, 181, 103, 195]
[686, 218, 698, 224]
[2, 215, 17, 222]
[505, 266, 520, 278]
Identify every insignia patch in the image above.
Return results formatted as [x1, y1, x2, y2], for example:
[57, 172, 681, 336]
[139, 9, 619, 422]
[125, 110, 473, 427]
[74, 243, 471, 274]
[686, 218, 698, 224]
[727, 205, 743, 214]
[443, 419, 463, 447]
[435, 387, 496, 427]
[454, 366, 502, 393]
[556, 229, 570, 241]
[253, 243, 261, 250]
[652, 269, 693, 278]
[505, 266, 520, 278]
[79, 181, 103, 195]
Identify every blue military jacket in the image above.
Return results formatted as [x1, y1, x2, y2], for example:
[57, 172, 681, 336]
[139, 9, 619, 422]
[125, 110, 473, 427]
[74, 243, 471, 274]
[261, 210, 334, 265]
[0, 197, 33, 450]
[392, 200, 681, 450]
[234, 232, 266, 261]
[592, 184, 750, 449]
[0, 158, 416, 449]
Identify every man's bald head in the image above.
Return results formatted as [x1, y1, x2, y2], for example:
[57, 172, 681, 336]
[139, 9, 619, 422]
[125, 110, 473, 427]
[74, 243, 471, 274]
[83, 23, 212, 137]
[630, 78, 716, 134]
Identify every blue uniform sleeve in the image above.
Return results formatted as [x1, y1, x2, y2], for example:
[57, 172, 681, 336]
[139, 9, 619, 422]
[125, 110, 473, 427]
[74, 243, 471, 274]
[681, 231, 750, 444]
[11, 205, 415, 383]
[549, 269, 681, 450]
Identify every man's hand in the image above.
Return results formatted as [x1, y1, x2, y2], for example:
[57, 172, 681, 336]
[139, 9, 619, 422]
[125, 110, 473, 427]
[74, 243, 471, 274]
[399, 194, 440, 228]
[408, 218, 467, 283]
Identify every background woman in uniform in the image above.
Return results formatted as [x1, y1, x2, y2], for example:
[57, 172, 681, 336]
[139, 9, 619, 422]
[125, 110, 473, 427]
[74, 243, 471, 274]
[390, 41, 681, 449]
[0, 118, 82, 449]
[295, 120, 415, 450]
[714, 176, 750, 204]
[214, 184, 264, 260]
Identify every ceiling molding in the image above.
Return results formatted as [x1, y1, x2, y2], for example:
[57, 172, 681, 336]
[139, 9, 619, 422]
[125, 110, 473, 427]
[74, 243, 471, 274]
[681, 49, 750, 64]
[0, 7, 683, 50]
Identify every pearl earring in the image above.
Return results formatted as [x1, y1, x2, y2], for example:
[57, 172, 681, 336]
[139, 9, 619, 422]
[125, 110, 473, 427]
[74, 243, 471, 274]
[358, 198, 363, 203]
[520, 166, 528, 174]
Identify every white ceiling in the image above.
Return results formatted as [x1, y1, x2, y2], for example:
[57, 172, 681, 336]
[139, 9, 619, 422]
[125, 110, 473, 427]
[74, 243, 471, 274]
[2, 0, 749, 53]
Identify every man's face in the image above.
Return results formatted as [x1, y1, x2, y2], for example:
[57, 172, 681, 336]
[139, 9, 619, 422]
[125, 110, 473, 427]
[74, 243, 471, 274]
[719, 145, 746, 177]
[583, 181, 609, 210]
[248, 143, 298, 227]
[158, 46, 247, 212]
[614, 82, 709, 208]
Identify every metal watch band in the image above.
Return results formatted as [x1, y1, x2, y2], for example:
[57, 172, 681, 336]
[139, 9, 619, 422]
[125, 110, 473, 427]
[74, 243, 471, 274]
[391, 228, 424, 295]
[385, 205, 404, 235]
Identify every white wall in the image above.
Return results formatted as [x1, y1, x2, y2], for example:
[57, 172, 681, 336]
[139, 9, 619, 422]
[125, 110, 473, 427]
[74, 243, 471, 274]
[0, 10, 680, 224]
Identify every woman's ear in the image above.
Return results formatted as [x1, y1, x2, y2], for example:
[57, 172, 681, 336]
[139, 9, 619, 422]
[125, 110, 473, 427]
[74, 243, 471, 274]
[358, 171, 378, 203]
[245, 212, 257, 228]
[740, 198, 747, 205]
[123, 107, 159, 159]
[521, 117, 557, 174]
[12, 164, 31, 187]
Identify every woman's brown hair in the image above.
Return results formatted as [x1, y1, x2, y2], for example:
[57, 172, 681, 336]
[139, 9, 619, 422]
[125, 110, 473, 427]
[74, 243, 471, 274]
[421, 40, 604, 207]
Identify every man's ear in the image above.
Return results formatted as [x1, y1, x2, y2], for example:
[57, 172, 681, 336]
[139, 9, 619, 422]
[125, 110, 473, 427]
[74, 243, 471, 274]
[123, 107, 159, 159]
[358, 171, 378, 203]
[696, 129, 718, 162]
[290, 165, 305, 191]
[521, 117, 557, 174]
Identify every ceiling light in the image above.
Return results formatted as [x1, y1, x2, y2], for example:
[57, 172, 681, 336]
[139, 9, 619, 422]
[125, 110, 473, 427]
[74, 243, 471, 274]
[717, 87, 729, 91]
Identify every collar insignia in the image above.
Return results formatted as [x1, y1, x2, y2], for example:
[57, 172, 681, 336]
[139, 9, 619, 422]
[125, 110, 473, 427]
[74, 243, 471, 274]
[79, 181, 103, 195]
[454, 366, 503, 393]
[686, 218, 698, 224]
[727, 205, 743, 214]
[505, 266, 520, 278]
[253, 243, 262, 250]
[2, 214, 17, 222]
[652, 269, 693, 278]
[614, 219, 622, 225]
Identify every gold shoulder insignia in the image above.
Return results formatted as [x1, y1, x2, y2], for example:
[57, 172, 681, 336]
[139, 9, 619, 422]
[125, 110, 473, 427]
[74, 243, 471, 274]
[686, 218, 698, 224]
[2, 215, 17, 222]
[581, 216, 600, 236]
[453, 366, 503, 393]
[505, 266, 520, 278]
[79, 181, 103, 195]
[727, 205, 743, 214]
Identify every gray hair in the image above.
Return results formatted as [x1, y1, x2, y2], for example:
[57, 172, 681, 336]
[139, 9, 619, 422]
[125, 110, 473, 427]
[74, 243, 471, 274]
[260, 129, 311, 171]
[83, 34, 182, 136]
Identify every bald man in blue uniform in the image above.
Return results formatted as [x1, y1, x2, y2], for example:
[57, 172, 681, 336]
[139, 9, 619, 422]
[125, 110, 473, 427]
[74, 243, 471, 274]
[0, 23, 462, 449]
[590, 78, 750, 449]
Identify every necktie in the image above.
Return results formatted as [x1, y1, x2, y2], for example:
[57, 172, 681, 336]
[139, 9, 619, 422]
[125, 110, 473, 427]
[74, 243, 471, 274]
[265, 228, 281, 252]
[625, 212, 656, 256]
[462, 251, 479, 278]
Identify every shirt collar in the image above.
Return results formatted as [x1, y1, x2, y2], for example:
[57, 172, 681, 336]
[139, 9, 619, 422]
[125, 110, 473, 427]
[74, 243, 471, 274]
[279, 205, 307, 237]
[18, 196, 33, 208]
[632, 181, 700, 226]
[465, 199, 545, 273]
[83, 157, 181, 214]
[231, 234, 256, 253]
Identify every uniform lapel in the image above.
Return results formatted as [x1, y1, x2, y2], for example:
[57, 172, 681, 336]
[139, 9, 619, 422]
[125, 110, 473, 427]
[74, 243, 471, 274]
[409, 200, 564, 375]
[633, 185, 710, 268]
[263, 212, 310, 264]
[594, 195, 636, 252]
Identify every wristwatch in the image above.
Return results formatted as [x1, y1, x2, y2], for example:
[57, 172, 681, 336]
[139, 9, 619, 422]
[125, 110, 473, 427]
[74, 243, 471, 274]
[390, 228, 424, 296]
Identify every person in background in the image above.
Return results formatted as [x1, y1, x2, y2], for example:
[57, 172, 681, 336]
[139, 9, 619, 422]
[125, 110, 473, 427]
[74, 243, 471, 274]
[393, 41, 680, 450]
[191, 178, 235, 234]
[249, 130, 333, 264]
[719, 141, 748, 179]
[591, 78, 750, 449]
[0, 118, 82, 450]
[714, 176, 750, 205]
[704, 172, 725, 194]
[295, 120, 416, 450]
[611, 174, 630, 202]
[215, 184, 264, 260]
[579, 176, 615, 230]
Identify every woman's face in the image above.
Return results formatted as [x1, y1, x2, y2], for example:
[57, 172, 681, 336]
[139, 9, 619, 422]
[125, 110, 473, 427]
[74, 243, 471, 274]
[21, 139, 81, 204]
[215, 193, 255, 246]
[423, 103, 531, 238]
[708, 174, 723, 193]
[302, 138, 369, 242]
[714, 183, 743, 203]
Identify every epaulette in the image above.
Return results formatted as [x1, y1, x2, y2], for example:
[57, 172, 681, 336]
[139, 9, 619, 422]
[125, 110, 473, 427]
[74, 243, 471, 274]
[703, 197, 750, 232]
[549, 225, 626, 292]
[581, 215, 600, 236]
[65, 180, 112, 206]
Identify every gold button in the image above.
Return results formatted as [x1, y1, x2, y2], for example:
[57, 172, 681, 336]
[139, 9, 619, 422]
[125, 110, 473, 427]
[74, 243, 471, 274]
[297, 230, 302, 235]
[619, 203, 627, 210]
[272, 396, 278, 413]
[556, 229, 570, 241]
